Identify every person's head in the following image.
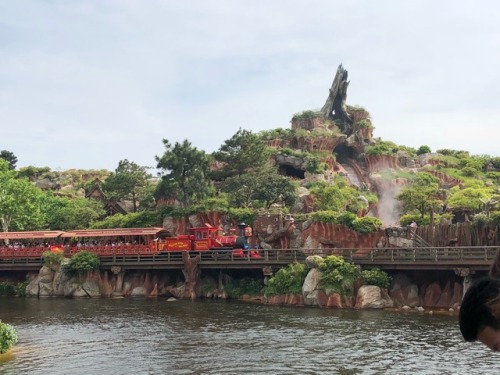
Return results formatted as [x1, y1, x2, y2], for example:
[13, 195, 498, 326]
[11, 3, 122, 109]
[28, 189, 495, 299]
[459, 277, 500, 351]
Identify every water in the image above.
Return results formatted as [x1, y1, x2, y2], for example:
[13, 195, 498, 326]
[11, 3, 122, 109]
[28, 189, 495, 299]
[0, 298, 498, 375]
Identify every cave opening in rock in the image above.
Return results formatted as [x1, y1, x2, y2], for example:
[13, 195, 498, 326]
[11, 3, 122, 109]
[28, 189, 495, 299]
[333, 143, 356, 162]
[278, 164, 305, 179]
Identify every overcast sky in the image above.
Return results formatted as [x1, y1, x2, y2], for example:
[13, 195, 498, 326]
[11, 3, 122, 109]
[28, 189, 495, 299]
[1, 1, 499, 172]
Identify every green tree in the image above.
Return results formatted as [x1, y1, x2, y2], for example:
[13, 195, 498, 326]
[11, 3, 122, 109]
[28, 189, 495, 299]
[64, 251, 100, 279]
[447, 182, 496, 213]
[155, 139, 214, 207]
[43, 194, 105, 230]
[397, 173, 443, 218]
[0, 160, 46, 232]
[102, 159, 153, 212]
[310, 177, 361, 213]
[416, 145, 431, 155]
[212, 128, 271, 178]
[16, 166, 51, 181]
[251, 170, 296, 209]
[221, 168, 297, 209]
[0, 150, 18, 170]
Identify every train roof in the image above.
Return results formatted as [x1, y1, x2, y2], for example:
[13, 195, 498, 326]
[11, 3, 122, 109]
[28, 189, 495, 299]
[0, 231, 66, 240]
[60, 227, 169, 238]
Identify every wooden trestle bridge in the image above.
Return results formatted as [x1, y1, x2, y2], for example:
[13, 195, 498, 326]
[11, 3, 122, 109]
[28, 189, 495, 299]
[0, 246, 498, 273]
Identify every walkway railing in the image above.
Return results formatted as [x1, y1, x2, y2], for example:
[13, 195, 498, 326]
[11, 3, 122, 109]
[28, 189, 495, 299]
[0, 247, 498, 270]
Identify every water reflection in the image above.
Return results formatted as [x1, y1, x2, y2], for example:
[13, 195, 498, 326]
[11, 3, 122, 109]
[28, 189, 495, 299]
[0, 298, 498, 374]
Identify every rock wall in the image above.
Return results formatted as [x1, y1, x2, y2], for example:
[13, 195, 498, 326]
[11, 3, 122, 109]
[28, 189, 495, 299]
[25, 264, 181, 298]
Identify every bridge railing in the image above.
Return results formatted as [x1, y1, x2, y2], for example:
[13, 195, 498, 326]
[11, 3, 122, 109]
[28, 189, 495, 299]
[97, 248, 308, 264]
[1, 247, 499, 268]
[307, 246, 500, 264]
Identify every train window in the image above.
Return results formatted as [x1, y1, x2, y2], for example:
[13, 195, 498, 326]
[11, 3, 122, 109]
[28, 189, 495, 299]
[202, 232, 207, 239]
[196, 232, 201, 239]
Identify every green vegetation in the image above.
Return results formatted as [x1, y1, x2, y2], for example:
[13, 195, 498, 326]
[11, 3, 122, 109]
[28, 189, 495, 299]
[291, 110, 323, 121]
[15, 280, 29, 297]
[309, 177, 378, 213]
[265, 263, 309, 296]
[360, 268, 391, 289]
[64, 251, 100, 278]
[258, 127, 295, 141]
[0, 150, 18, 170]
[310, 211, 382, 233]
[102, 159, 154, 212]
[397, 173, 443, 219]
[365, 139, 400, 156]
[224, 277, 264, 299]
[0, 282, 15, 296]
[43, 250, 65, 266]
[213, 128, 271, 178]
[155, 139, 214, 208]
[416, 145, 431, 155]
[44, 193, 106, 230]
[314, 256, 391, 295]
[355, 119, 373, 130]
[90, 210, 163, 229]
[319, 255, 359, 296]
[0, 320, 17, 354]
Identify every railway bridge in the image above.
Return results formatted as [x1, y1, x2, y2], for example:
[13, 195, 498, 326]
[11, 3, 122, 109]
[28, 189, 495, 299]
[0, 246, 497, 273]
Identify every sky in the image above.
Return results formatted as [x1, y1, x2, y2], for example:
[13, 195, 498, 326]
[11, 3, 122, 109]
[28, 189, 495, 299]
[1, 1, 499, 172]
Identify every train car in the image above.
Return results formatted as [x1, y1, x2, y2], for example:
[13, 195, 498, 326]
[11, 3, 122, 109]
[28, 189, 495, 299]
[60, 227, 169, 256]
[160, 223, 260, 258]
[160, 223, 237, 251]
[0, 230, 66, 258]
[0, 224, 261, 259]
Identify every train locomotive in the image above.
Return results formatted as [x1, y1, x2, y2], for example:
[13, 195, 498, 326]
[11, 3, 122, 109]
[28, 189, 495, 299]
[159, 223, 260, 258]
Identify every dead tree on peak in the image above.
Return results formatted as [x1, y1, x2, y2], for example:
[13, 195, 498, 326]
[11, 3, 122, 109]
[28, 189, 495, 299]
[321, 64, 353, 135]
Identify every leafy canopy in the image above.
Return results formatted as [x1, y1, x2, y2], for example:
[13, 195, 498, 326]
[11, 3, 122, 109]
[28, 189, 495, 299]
[212, 128, 271, 178]
[103, 159, 154, 212]
[0, 320, 17, 354]
[0, 162, 46, 232]
[397, 173, 443, 218]
[155, 139, 214, 207]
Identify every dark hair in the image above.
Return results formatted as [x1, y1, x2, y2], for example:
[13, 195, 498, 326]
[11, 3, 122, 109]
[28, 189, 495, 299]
[459, 277, 500, 341]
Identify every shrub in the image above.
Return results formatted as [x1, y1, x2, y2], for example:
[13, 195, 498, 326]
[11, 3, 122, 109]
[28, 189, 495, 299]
[265, 263, 309, 296]
[64, 251, 100, 278]
[416, 145, 431, 155]
[472, 213, 490, 227]
[311, 210, 338, 223]
[400, 214, 430, 227]
[360, 268, 391, 289]
[461, 166, 479, 177]
[319, 255, 359, 296]
[225, 277, 264, 299]
[15, 280, 29, 297]
[351, 216, 383, 233]
[0, 282, 15, 296]
[490, 211, 500, 226]
[43, 250, 65, 266]
[355, 119, 373, 129]
[306, 156, 322, 174]
[0, 320, 17, 354]
[291, 110, 323, 121]
[228, 207, 256, 225]
[337, 212, 357, 228]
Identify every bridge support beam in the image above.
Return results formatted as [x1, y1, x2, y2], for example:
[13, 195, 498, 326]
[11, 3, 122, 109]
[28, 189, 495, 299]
[263, 266, 273, 286]
[454, 267, 475, 297]
[111, 266, 124, 295]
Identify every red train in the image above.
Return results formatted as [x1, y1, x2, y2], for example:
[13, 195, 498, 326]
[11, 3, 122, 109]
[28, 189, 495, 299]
[0, 223, 261, 259]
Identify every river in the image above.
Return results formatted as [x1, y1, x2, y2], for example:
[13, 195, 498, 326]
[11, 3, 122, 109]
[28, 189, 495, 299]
[0, 298, 497, 375]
